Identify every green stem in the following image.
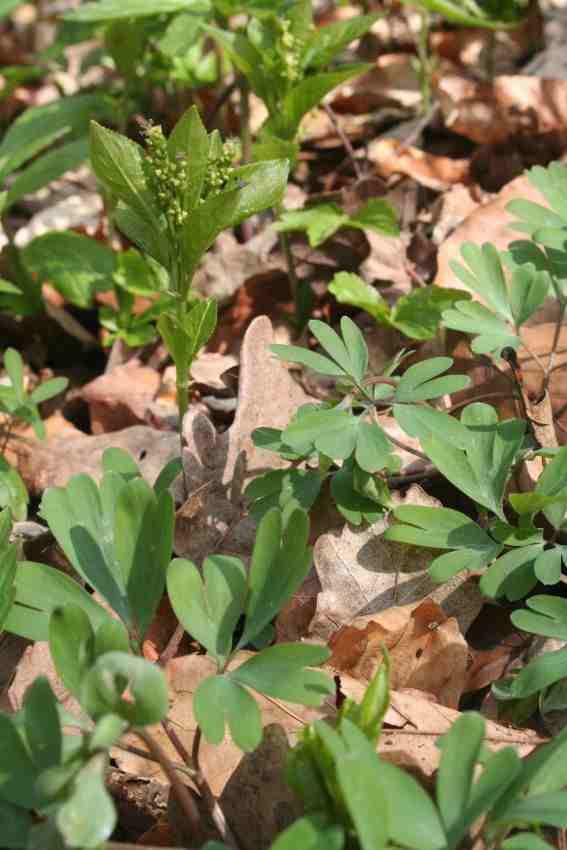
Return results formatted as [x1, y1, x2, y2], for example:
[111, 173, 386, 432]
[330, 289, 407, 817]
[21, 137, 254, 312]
[239, 76, 252, 164]
[276, 205, 312, 333]
[417, 9, 432, 114]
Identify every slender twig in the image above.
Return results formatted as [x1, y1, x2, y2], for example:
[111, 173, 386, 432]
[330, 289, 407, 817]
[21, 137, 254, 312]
[159, 622, 186, 667]
[387, 466, 439, 487]
[520, 340, 547, 376]
[322, 102, 363, 179]
[446, 391, 518, 413]
[136, 729, 202, 840]
[191, 726, 239, 849]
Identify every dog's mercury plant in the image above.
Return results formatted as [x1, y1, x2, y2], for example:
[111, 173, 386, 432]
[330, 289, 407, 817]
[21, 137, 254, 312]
[90, 106, 288, 436]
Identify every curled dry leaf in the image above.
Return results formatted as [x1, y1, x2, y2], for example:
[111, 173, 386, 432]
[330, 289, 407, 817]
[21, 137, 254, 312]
[79, 360, 160, 434]
[310, 485, 484, 640]
[368, 139, 470, 192]
[437, 74, 567, 144]
[328, 598, 469, 709]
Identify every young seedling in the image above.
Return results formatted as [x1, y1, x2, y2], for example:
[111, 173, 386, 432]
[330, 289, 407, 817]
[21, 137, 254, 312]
[0, 348, 68, 521]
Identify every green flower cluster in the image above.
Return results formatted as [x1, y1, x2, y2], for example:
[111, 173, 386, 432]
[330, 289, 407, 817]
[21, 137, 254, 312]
[279, 18, 302, 85]
[201, 138, 240, 202]
[142, 121, 189, 229]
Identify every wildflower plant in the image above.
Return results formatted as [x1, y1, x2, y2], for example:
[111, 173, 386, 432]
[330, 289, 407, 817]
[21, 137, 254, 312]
[89, 105, 288, 435]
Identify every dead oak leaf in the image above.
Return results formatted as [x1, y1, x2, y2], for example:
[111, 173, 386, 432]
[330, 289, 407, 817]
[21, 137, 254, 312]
[329, 599, 469, 708]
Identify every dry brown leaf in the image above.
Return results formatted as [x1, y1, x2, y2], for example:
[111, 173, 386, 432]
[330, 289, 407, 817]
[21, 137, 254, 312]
[333, 54, 424, 113]
[368, 139, 470, 191]
[377, 689, 545, 776]
[329, 599, 469, 708]
[79, 360, 160, 434]
[437, 74, 567, 144]
[189, 352, 238, 391]
[310, 485, 484, 640]
[175, 316, 313, 561]
[431, 183, 480, 245]
[430, 10, 542, 73]
[19, 425, 180, 496]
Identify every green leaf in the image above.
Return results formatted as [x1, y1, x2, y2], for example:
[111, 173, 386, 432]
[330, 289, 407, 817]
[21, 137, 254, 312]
[534, 446, 567, 530]
[5, 560, 112, 643]
[303, 12, 379, 69]
[270, 65, 370, 140]
[23, 677, 62, 772]
[0, 713, 42, 808]
[399, 0, 525, 28]
[437, 713, 485, 848]
[40, 475, 130, 624]
[29, 377, 68, 406]
[442, 300, 519, 355]
[22, 232, 115, 308]
[153, 457, 183, 497]
[4, 348, 24, 401]
[240, 507, 311, 648]
[373, 758, 446, 849]
[0, 93, 108, 183]
[527, 162, 567, 223]
[49, 604, 95, 697]
[422, 404, 525, 520]
[328, 272, 390, 323]
[309, 319, 357, 378]
[480, 544, 543, 601]
[115, 478, 174, 639]
[0, 0, 26, 20]
[0, 801, 31, 849]
[167, 555, 247, 666]
[245, 468, 323, 522]
[331, 459, 386, 526]
[395, 356, 469, 402]
[355, 420, 392, 473]
[269, 815, 344, 850]
[167, 105, 209, 213]
[391, 286, 468, 340]
[270, 344, 346, 377]
[348, 198, 399, 236]
[502, 835, 556, 850]
[340, 316, 368, 384]
[5, 137, 89, 210]
[114, 204, 168, 266]
[512, 595, 567, 640]
[81, 652, 168, 725]
[193, 674, 262, 752]
[508, 264, 549, 326]
[393, 405, 469, 449]
[534, 547, 564, 585]
[0, 457, 28, 521]
[463, 747, 522, 837]
[230, 643, 333, 706]
[334, 722, 390, 850]
[56, 756, 116, 848]
[90, 121, 160, 228]
[494, 792, 567, 829]
[450, 243, 512, 319]
[276, 204, 347, 248]
[66, 0, 206, 21]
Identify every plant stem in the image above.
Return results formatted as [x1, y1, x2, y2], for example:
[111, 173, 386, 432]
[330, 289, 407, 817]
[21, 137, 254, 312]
[239, 77, 252, 164]
[417, 9, 432, 114]
[544, 300, 567, 390]
[276, 210, 311, 333]
[161, 719, 239, 849]
[322, 102, 362, 179]
[137, 729, 202, 841]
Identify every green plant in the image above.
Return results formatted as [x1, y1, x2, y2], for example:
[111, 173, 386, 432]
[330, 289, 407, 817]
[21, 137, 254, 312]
[99, 249, 173, 349]
[207, 0, 377, 164]
[493, 595, 567, 721]
[209, 668, 567, 850]
[0, 348, 68, 521]
[329, 272, 467, 341]
[0, 449, 335, 847]
[247, 316, 471, 526]
[275, 199, 399, 247]
[89, 105, 288, 466]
